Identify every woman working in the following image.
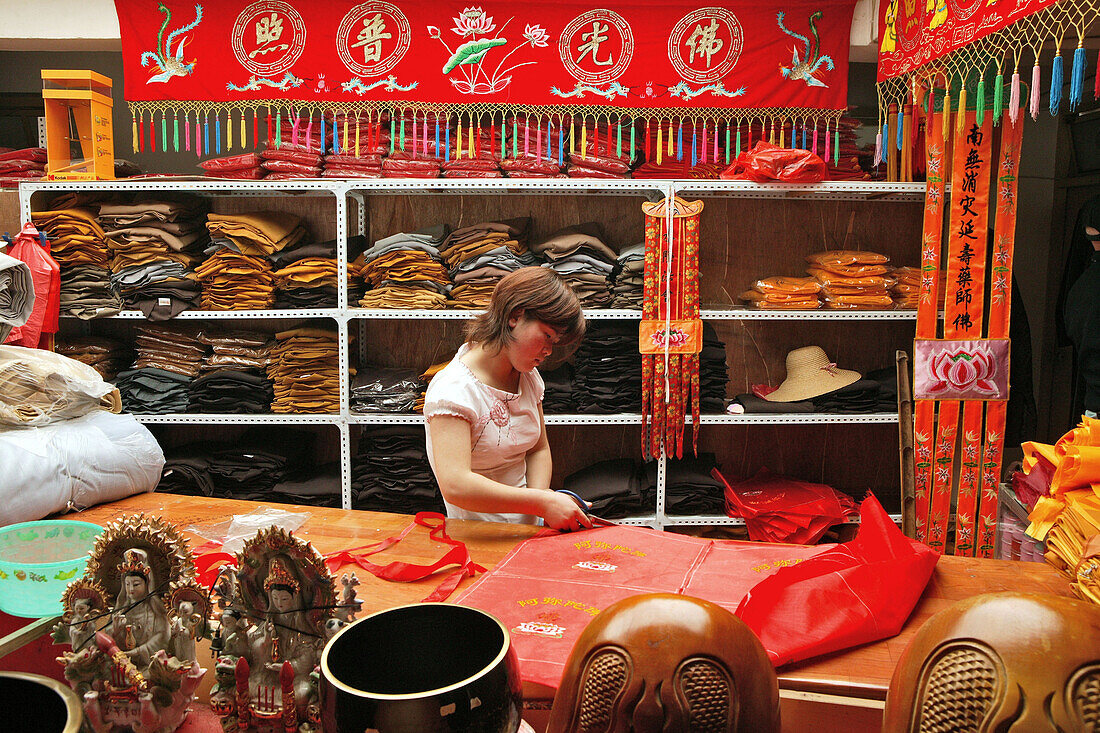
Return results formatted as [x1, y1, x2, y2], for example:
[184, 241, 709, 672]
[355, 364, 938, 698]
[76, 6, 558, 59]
[424, 267, 592, 530]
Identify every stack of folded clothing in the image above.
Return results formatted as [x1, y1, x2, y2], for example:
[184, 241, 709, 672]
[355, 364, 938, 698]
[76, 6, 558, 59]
[268, 326, 339, 413]
[609, 242, 644, 308]
[199, 211, 307, 309]
[188, 329, 273, 413]
[99, 199, 208, 319]
[271, 236, 344, 308]
[531, 223, 617, 308]
[31, 206, 110, 270]
[700, 323, 729, 413]
[0, 147, 46, 187]
[440, 218, 537, 308]
[501, 119, 565, 178]
[540, 364, 576, 413]
[58, 264, 123, 318]
[322, 151, 383, 178]
[439, 122, 501, 178]
[565, 458, 651, 519]
[383, 117, 443, 177]
[350, 366, 421, 413]
[199, 152, 265, 179]
[890, 266, 920, 309]
[261, 142, 323, 179]
[55, 336, 133, 380]
[566, 123, 636, 178]
[719, 467, 858, 544]
[356, 225, 450, 309]
[352, 426, 444, 513]
[416, 361, 448, 413]
[158, 427, 316, 499]
[806, 250, 895, 309]
[573, 321, 642, 413]
[116, 325, 205, 413]
[652, 453, 726, 516]
[740, 275, 821, 309]
[810, 367, 897, 413]
[269, 462, 342, 507]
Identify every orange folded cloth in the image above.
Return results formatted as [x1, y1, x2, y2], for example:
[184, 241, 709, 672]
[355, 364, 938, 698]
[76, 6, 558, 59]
[1056, 416, 1100, 457]
[752, 276, 822, 295]
[805, 250, 890, 268]
[1051, 445, 1100, 496]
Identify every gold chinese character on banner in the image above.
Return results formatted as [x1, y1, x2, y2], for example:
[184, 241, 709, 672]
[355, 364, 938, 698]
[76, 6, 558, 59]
[251, 12, 289, 58]
[351, 12, 391, 64]
[576, 21, 613, 66]
[685, 19, 723, 68]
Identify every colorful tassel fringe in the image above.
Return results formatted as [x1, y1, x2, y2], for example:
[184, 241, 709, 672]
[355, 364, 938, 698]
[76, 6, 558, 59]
[1051, 53, 1064, 115]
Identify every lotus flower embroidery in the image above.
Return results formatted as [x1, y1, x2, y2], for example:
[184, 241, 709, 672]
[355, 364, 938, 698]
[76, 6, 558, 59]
[649, 329, 689, 349]
[927, 347, 997, 395]
[429, 7, 547, 94]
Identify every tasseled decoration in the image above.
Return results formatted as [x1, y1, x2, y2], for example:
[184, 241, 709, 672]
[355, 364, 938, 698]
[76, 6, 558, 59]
[896, 108, 904, 150]
[616, 121, 622, 159]
[524, 115, 531, 157]
[667, 119, 674, 156]
[558, 126, 564, 166]
[490, 119, 497, 158]
[1050, 52, 1064, 115]
[253, 109, 259, 150]
[691, 126, 697, 166]
[825, 119, 832, 163]
[581, 121, 588, 159]
[151, 112, 158, 152]
[435, 115, 441, 159]
[592, 120, 598, 157]
[1009, 73, 1021, 123]
[833, 121, 839, 165]
[733, 126, 739, 160]
[305, 111, 313, 152]
[456, 115, 464, 158]
[976, 77, 985, 127]
[267, 107, 273, 146]
[1071, 44, 1087, 111]
[942, 92, 951, 140]
[343, 112, 350, 154]
[779, 121, 785, 147]
[137, 113, 144, 154]
[712, 121, 718, 161]
[1030, 62, 1041, 121]
[700, 120, 706, 164]
[173, 112, 180, 152]
[185, 112, 191, 151]
[677, 121, 683, 160]
[161, 112, 168, 153]
[956, 86, 967, 137]
[569, 120, 576, 155]
[396, 115, 402, 151]
[203, 112, 210, 155]
[241, 110, 248, 149]
[227, 110, 233, 150]
[291, 113, 301, 147]
[195, 112, 202, 156]
[333, 112, 340, 154]
[881, 121, 888, 163]
[1095, 49, 1100, 99]
[812, 121, 819, 155]
[801, 124, 807, 150]
[993, 73, 1004, 125]
[629, 122, 636, 162]
[645, 119, 652, 161]
[512, 116, 518, 158]
[355, 114, 361, 157]
[445, 116, 451, 160]
[657, 121, 664, 165]
[874, 129, 882, 167]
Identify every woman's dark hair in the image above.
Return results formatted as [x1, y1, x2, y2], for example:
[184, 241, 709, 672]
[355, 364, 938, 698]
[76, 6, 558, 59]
[465, 267, 585, 355]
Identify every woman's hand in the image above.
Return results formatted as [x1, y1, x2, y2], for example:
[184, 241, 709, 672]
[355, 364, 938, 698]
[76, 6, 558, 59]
[540, 491, 594, 532]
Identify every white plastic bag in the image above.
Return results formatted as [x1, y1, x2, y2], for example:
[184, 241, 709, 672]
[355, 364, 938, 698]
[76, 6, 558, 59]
[0, 345, 120, 427]
[187, 506, 311, 553]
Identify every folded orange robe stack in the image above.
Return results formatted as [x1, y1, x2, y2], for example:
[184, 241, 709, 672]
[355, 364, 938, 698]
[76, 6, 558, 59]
[739, 275, 821, 309]
[805, 250, 894, 309]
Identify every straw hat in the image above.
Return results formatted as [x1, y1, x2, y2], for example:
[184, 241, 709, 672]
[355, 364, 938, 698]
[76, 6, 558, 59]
[763, 346, 861, 402]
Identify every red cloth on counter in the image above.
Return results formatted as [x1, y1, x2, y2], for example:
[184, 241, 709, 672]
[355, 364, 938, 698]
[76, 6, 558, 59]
[715, 467, 858, 544]
[4, 222, 60, 348]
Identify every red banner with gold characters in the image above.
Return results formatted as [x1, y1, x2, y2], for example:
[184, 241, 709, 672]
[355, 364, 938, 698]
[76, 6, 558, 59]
[877, 0, 1058, 80]
[113, 0, 854, 116]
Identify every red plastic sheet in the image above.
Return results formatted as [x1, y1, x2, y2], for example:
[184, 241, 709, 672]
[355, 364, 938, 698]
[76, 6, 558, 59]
[4, 222, 59, 348]
[719, 140, 827, 182]
[716, 467, 858, 544]
[456, 494, 937, 686]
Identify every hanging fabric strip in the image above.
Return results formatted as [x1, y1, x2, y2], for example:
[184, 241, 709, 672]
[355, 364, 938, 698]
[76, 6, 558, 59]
[913, 93, 946, 545]
[976, 115, 1023, 558]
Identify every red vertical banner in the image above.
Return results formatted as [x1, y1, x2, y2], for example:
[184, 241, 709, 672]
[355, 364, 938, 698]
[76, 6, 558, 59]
[936, 111, 992, 555]
[913, 97, 946, 545]
[977, 116, 1024, 557]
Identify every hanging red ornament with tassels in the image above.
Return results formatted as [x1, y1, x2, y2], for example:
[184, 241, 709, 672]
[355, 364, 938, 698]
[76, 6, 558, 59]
[640, 196, 704, 461]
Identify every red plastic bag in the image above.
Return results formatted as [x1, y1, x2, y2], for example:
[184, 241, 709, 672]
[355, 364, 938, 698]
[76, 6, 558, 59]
[716, 467, 857, 544]
[734, 494, 938, 666]
[4, 222, 59, 348]
[720, 141, 828, 183]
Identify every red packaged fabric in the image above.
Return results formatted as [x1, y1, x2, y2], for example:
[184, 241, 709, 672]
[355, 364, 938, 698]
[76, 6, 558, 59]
[261, 160, 322, 175]
[441, 158, 499, 172]
[715, 467, 857, 545]
[442, 170, 502, 178]
[324, 153, 385, 167]
[457, 494, 936, 686]
[0, 148, 47, 163]
[322, 168, 383, 179]
[0, 170, 45, 179]
[566, 153, 631, 174]
[264, 172, 316, 180]
[382, 158, 440, 174]
[260, 148, 323, 167]
[505, 173, 568, 178]
[566, 165, 627, 179]
[720, 141, 828, 183]
[199, 153, 262, 172]
[0, 160, 44, 173]
[203, 167, 265, 179]
[384, 170, 440, 179]
[500, 159, 562, 176]
[4, 222, 60, 348]
[735, 494, 938, 666]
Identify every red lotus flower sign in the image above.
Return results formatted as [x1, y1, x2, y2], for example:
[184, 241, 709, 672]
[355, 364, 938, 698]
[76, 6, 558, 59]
[913, 339, 1009, 401]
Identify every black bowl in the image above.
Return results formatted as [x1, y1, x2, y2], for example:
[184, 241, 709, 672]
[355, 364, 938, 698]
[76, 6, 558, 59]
[320, 603, 522, 733]
[0, 672, 82, 732]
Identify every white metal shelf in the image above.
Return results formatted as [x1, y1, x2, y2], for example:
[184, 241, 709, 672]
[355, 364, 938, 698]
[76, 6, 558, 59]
[131, 413, 340, 425]
[349, 308, 644, 320]
[674, 180, 928, 202]
[64, 309, 343, 320]
[700, 308, 917, 320]
[346, 179, 668, 196]
[699, 413, 899, 424]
